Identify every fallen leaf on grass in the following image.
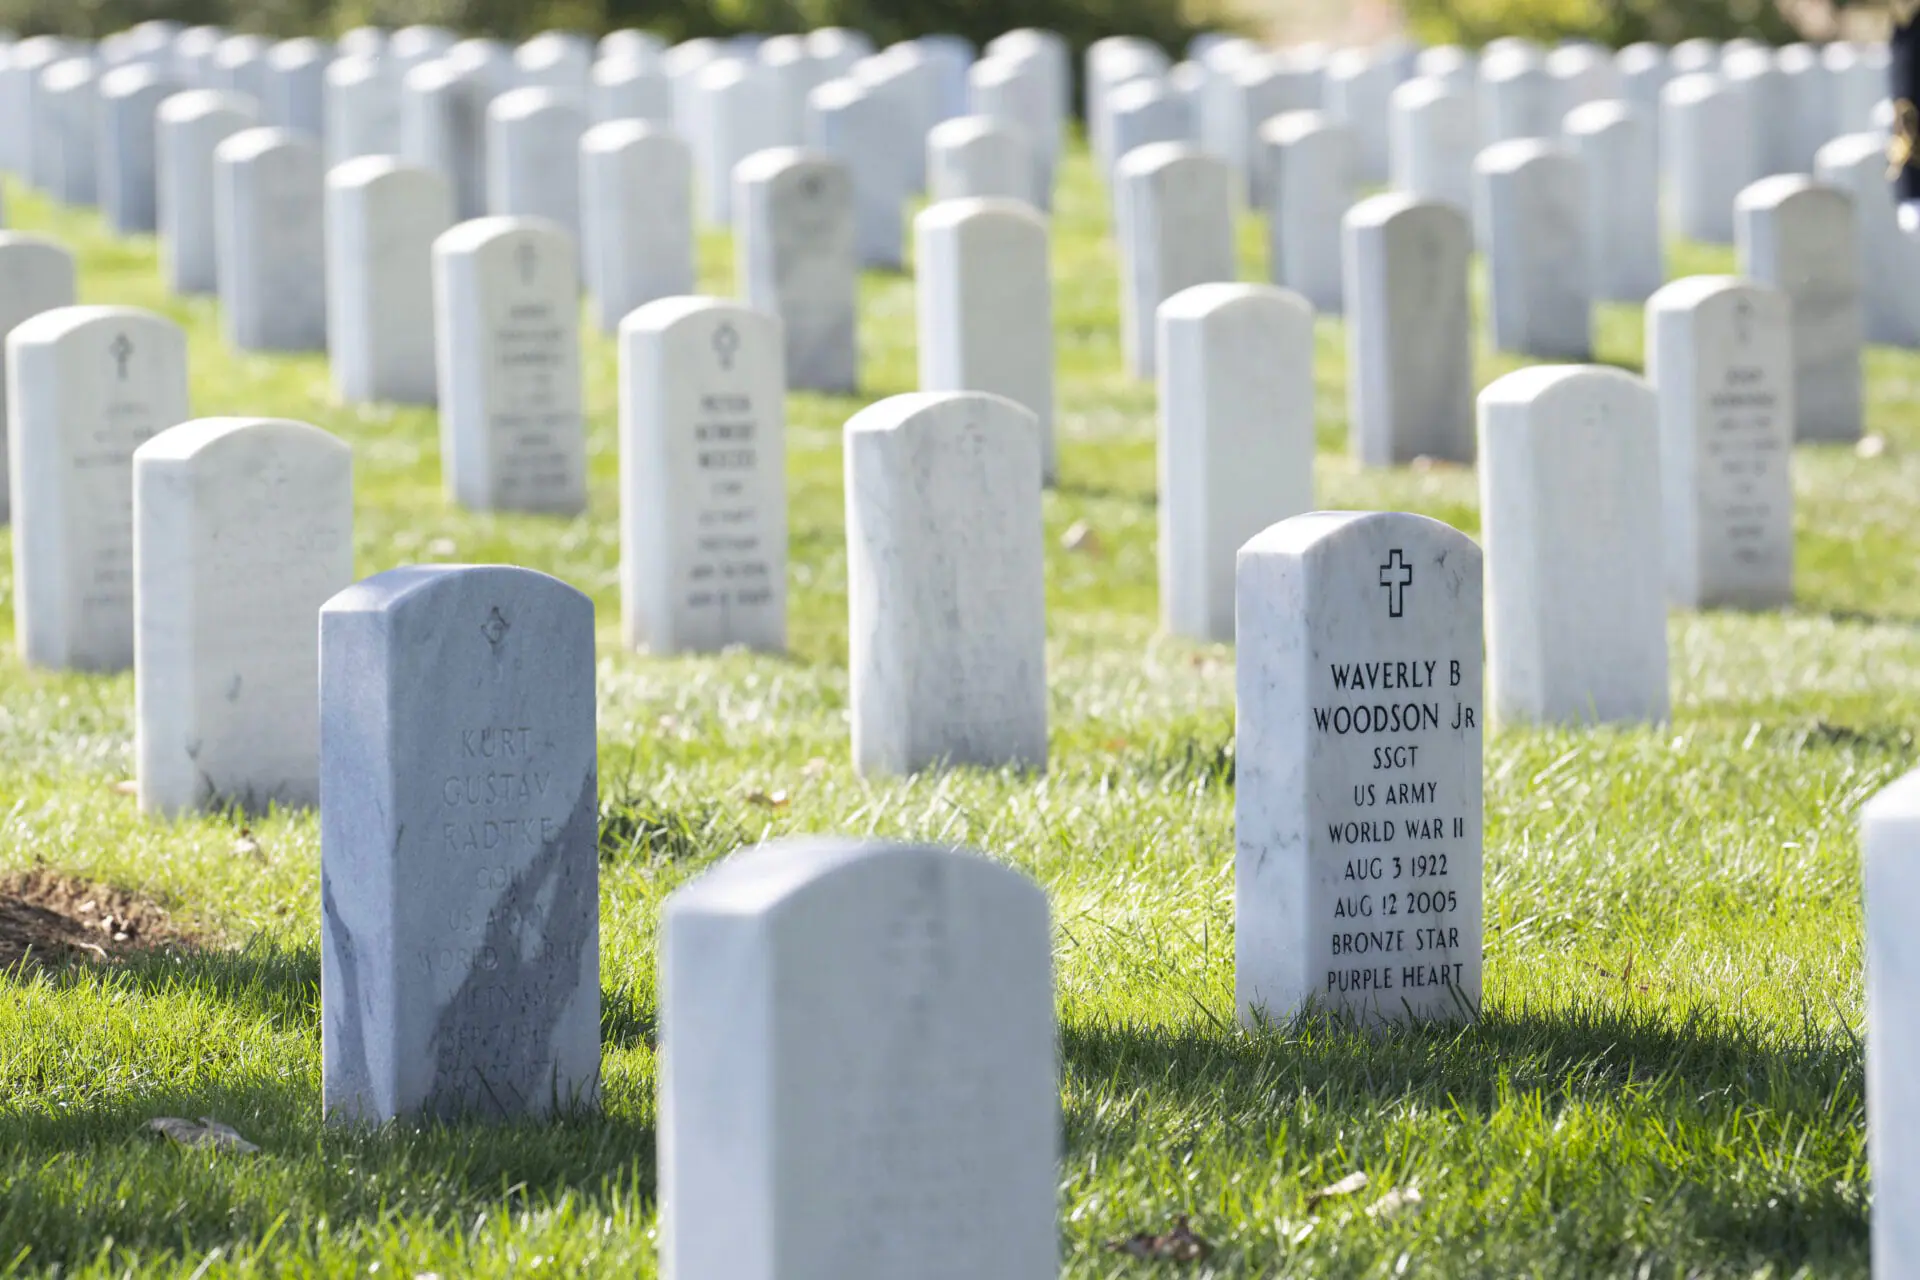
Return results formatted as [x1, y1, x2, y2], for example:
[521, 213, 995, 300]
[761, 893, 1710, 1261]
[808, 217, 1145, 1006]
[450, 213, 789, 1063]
[146, 1117, 260, 1153]
[1061, 520, 1103, 555]
[745, 789, 789, 809]
[1103, 1214, 1212, 1262]
[1858, 434, 1888, 459]
[1305, 1170, 1369, 1210]
[1367, 1185, 1423, 1219]
[232, 829, 263, 861]
[800, 757, 829, 780]
[112, 780, 138, 796]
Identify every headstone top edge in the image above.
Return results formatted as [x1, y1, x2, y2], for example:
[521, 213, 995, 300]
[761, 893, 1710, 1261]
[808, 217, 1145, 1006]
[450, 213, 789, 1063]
[666, 837, 1043, 921]
[433, 215, 571, 255]
[733, 145, 837, 182]
[1158, 280, 1311, 323]
[1474, 137, 1573, 172]
[320, 563, 590, 619]
[1345, 190, 1465, 229]
[133, 417, 347, 466]
[1479, 362, 1652, 408]
[1115, 140, 1212, 178]
[581, 118, 683, 150]
[9, 302, 160, 346]
[156, 87, 259, 120]
[488, 85, 584, 120]
[1736, 173, 1843, 209]
[1647, 274, 1784, 311]
[1864, 768, 1920, 825]
[215, 126, 314, 162]
[844, 390, 1037, 439]
[1240, 509, 1477, 562]
[620, 293, 771, 334]
[915, 196, 1046, 233]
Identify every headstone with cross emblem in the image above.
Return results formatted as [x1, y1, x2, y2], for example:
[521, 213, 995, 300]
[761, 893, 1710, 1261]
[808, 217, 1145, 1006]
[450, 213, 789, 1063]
[213, 126, 327, 352]
[579, 121, 695, 335]
[915, 198, 1055, 482]
[1661, 73, 1749, 246]
[133, 418, 353, 815]
[618, 297, 787, 655]
[1736, 177, 1863, 442]
[485, 87, 586, 250]
[9, 306, 190, 671]
[1478, 365, 1669, 725]
[432, 216, 586, 515]
[99, 64, 179, 234]
[326, 157, 453, 405]
[1157, 283, 1314, 644]
[320, 563, 600, 1124]
[1647, 277, 1795, 610]
[1476, 139, 1593, 358]
[845, 392, 1047, 777]
[1344, 194, 1474, 466]
[1115, 143, 1236, 379]
[156, 88, 260, 295]
[0, 233, 77, 526]
[736, 147, 858, 393]
[658, 838, 1058, 1280]
[1234, 510, 1484, 1027]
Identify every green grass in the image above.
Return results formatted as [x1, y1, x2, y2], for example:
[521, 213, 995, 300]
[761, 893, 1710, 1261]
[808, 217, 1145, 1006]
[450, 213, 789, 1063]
[0, 142, 1912, 1276]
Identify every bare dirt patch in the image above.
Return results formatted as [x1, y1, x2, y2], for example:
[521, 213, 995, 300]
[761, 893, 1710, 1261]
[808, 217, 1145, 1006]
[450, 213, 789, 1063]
[0, 869, 201, 974]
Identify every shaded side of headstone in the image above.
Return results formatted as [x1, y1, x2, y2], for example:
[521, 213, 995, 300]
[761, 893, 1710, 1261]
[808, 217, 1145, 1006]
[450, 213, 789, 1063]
[1116, 142, 1235, 379]
[1157, 283, 1314, 643]
[659, 838, 1058, 1280]
[1261, 111, 1353, 315]
[213, 126, 326, 352]
[618, 296, 787, 655]
[580, 121, 694, 335]
[9, 306, 188, 670]
[1477, 365, 1669, 725]
[401, 58, 495, 222]
[736, 147, 858, 394]
[1236, 510, 1483, 1027]
[0, 233, 77, 525]
[134, 417, 353, 815]
[321, 564, 599, 1125]
[326, 157, 453, 405]
[845, 392, 1047, 776]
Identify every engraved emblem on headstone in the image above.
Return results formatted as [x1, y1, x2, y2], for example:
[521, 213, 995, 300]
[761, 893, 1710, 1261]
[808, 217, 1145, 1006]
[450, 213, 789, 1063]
[109, 332, 133, 380]
[1378, 548, 1413, 618]
[479, 606, 510, 646]
[1734, 297, 1754, 346]
[799, 172, 822, 200]
[712, 321, 739, 370]
[515, 240, 537, 285]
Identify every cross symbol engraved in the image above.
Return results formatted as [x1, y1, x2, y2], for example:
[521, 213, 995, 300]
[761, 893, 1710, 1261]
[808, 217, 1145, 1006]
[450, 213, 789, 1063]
[712, 321, 740, 370]
[479, 607, 510, 646]
[1734, 298, 1755, 346]
[1379, 549, 1413, 619]
[515, 240, 537, 285]
[109, 332, 133, 380]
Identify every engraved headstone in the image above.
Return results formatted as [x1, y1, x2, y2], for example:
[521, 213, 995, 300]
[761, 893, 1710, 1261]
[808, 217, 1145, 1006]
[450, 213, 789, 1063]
[1563, 100, 1662, 303]
[845, 392, 1046, 776]
[915, 198, 1054, 481]
[580, 121, 695, 335]
[157, 88, 258, 295]
[1478, 365, 1669, 725]
[618, 297, 786, 654]
[1261, 110, 1353, 315]
[321, 563, 599, 1124]
[927, 115, 1032, 204]
[1116, 143, 1236, 379]
[485, 87, 586, 248]
[9, 306, 189, 670]
[659, 837, 1057, 1280]
[1235, 510, 1483, 1026]
[1388, 77, 1475, 212]
[1736, 176, 1862, 442]
[1646, 277, 1794, 610]
[213, 127, 327, 352]
[99, 64, 178, 233]
[1661, 73, 1748, 245]
[1477, 139, 1591, 358]
[433, 218, 585, 515]
[327, 157, 453, 405]
[134, 418, 352, 814]
[736, 147, 858, 394]
[1157, 283, 1314, 643]
[0, 234, 77, 525]
[1815, 134, 1920, 349]
[1343, 195, 1474, 466]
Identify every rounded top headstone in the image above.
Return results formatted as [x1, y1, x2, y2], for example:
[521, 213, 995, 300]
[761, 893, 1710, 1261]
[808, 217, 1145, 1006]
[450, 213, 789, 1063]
[1473, 136, 1568, 174]
[1159, 280, 1311, 327]
[1662, 71, 1727, 107]
[1259, 109, 1334, 146]
[214, 124, 308, 164]
[1563, 98, 1640, 135]
[488, 84, 579, 123]
[1479, 361, 1649, 413]
[915, 195, 1045, 236]
[133, 415, 347, 468]
[157, 87, 256, 124]
[581, 117, 677, 154]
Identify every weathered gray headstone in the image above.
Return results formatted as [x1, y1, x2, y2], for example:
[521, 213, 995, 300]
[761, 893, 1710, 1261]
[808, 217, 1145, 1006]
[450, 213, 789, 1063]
[1478, 365, 1669, 725]
[213, 127, 326, 352]
[1563, 100, 1662, 303]
[915, 198, 1054, 482]
[485, 87, 586, 248]
[580, 121, 695, 335]
[1646, 277, 1794, 610]
[1116, 142, 1236, 378]
[9, 306, 188, 670]
[1477, 138, 1591, 358]
[618, 296, 786, 655]
[326, 157, 453, 405]
[1343, 195, 1473, 466]
[1261, 110, 1352, 315]
[1236, 509, 1483, 1026]
[1736, 176, 1862, 442]
[99, 64, 177, 233]
[134, 417, 352, 815]
[845, 392, 1047, 776]
[433, 218, 584, 515]
[736, 147, 858, 394]
[1157, 283, 1314, 642]
[321, 563, 599, 1124]
[157, 88, 258, 294]
[659, 837, 1057, 1280]
[0, 235, 76, 525]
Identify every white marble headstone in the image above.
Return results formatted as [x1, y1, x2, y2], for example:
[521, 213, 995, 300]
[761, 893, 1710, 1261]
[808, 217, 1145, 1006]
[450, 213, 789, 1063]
[1562, 100, 1662, 304]
[40, 57, 99, 207]
[1115, 142, 1236, 379]
[324, 54, 399, 165]
[1646, 277, 1794, 610]
[579, 121, 694, 336]
[485, 87, 586, 248]
[134, 417, 353, 814]
[326, 157, 453, 405]
[590, 54, 670, 126]
[1478, 46, 1553, 143]
[1236, 510, 1483, 1026]
[659, 837, 1057, 1280]
[1477, 365, 1669, 725]
[1661, 73, 1749, 245]
[321, 563, 599, 1124]
[213, 127, 327, 352]
[1388, 77, 1475, 213]
[1815, 134, 1920, 349]
[1322, 47, 1396, 184]
[432, 217, 586, 515]
[845, 392, 1047, 776]
[1261, 110, 1352, 316]
[1476, 138, 1591, 358]
[736, 147, 858, 394]
[263, 37, 329, 137]
[9, 306, 189, 670]
[805, 76, 911, 270]
[926, 115, 1032, 205]
[1735, 176, 1862, 442]
[691, 59, 772, 225]
[0, 234, 77, 526]
[1156, 283, 1314, 643]
[99, 64, 177, 233]
[968, 52, 1058, 209]
[618, 297, 786, 655]
[400, 59, 494, 223]
[157, 88, 258, 295]
[1863, 770, 1920, 1279]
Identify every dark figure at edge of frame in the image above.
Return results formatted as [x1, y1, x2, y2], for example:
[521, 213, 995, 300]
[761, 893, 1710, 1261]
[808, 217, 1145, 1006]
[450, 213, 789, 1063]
[1894, 0, 1920, 229]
